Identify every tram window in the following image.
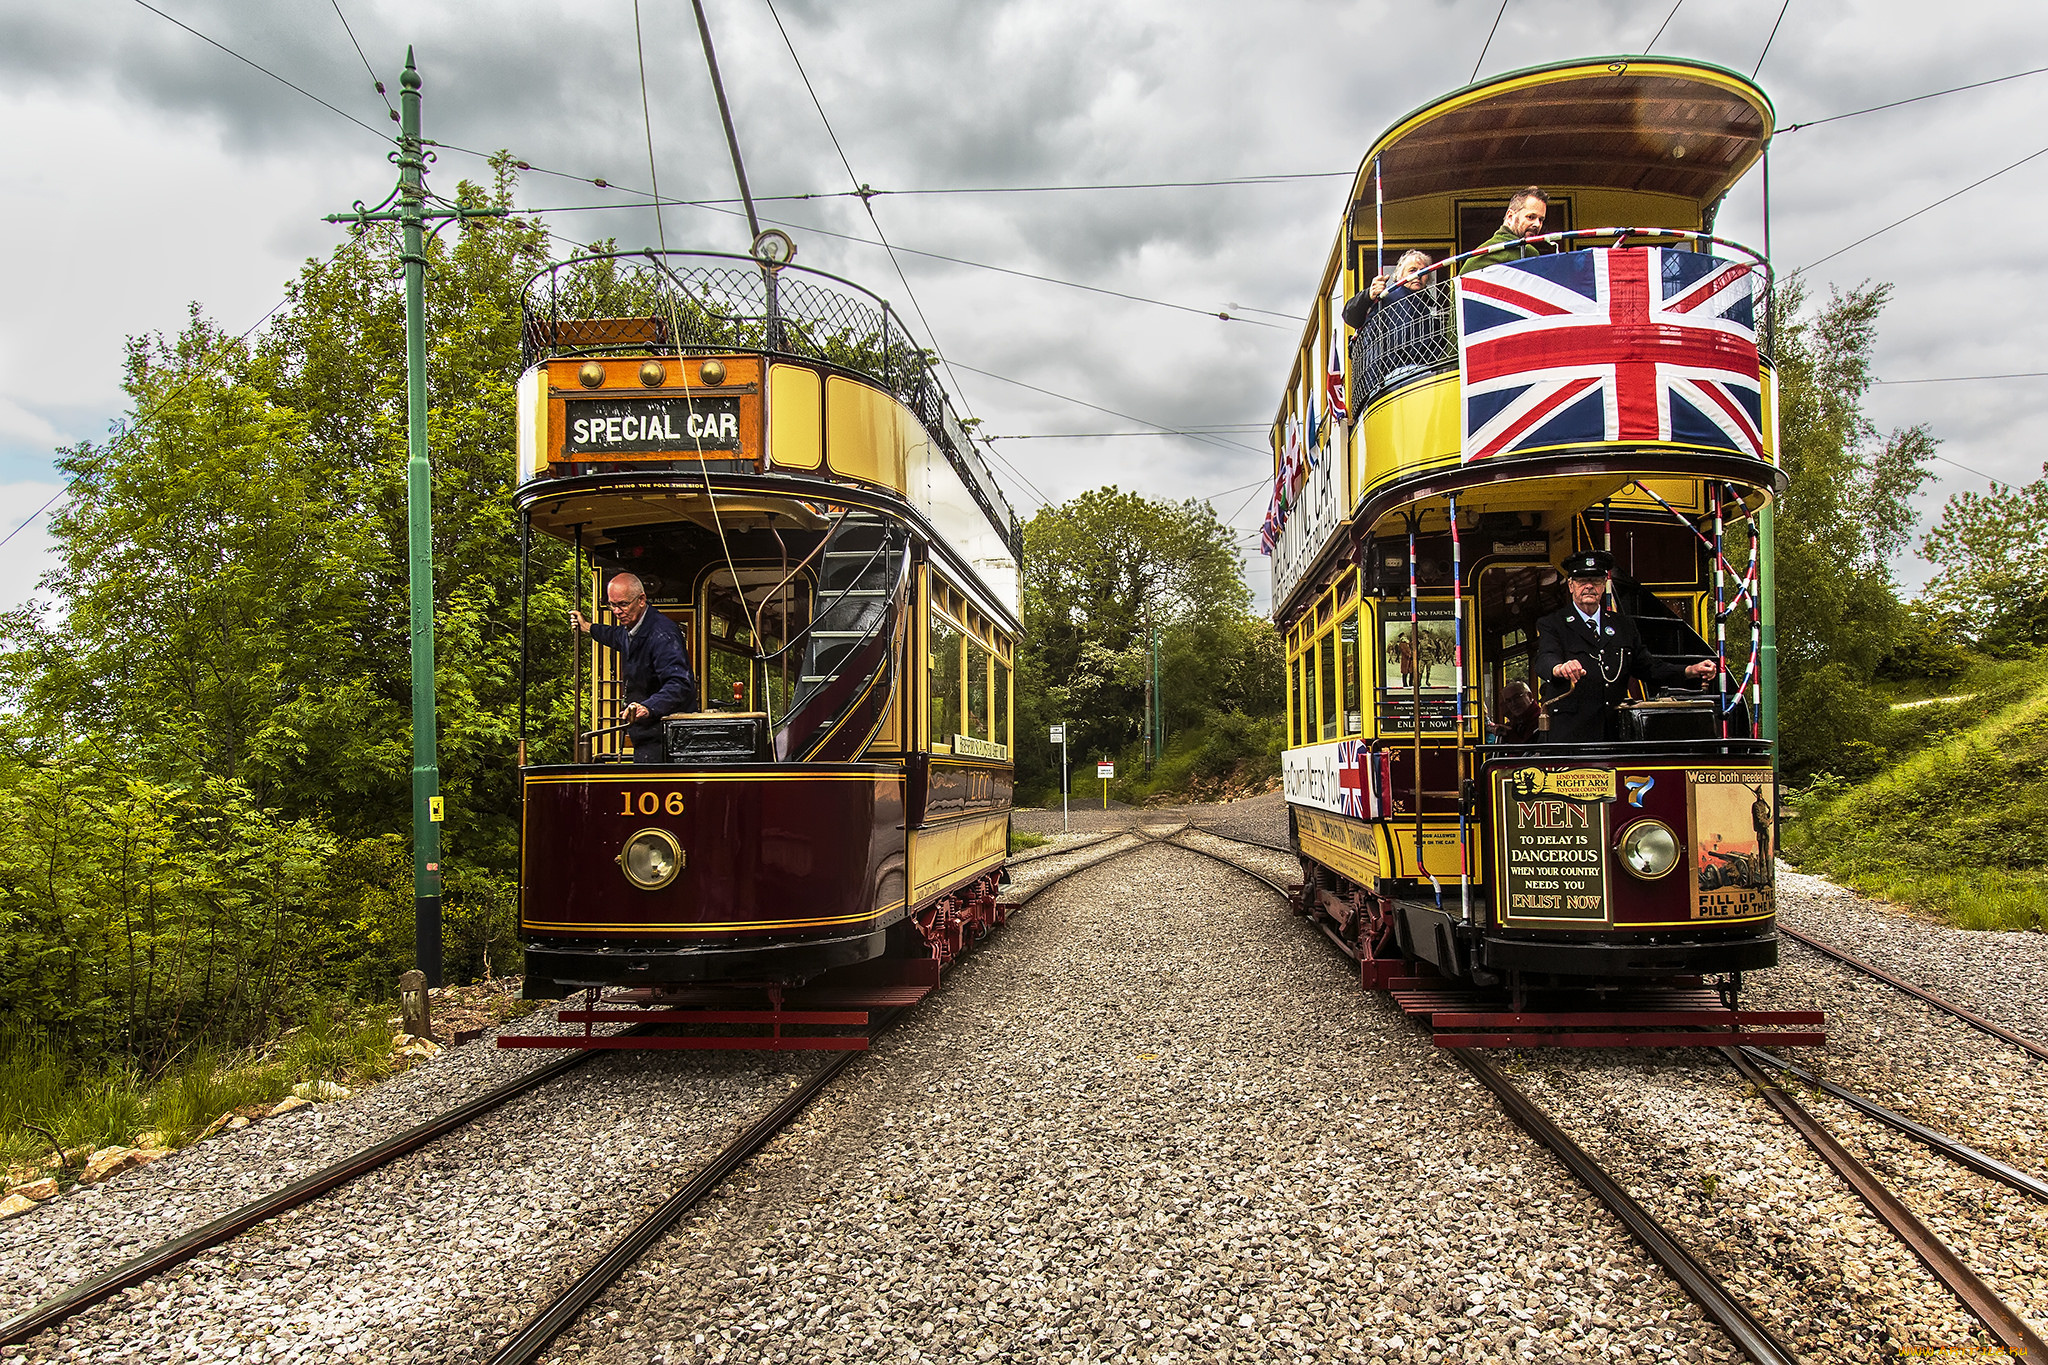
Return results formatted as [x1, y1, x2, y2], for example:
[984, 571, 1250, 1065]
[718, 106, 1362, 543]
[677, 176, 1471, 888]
[966, 638, 990, 739]
[703, 569, 812, 716]
[1288, 654, 1303, 747]
[994, 660, 1011, 749]
[929, 610, 962, 746]
[1341, 613, 1362, 735]
[1318, 631, 1339, 740]
[1300, 649, 1315, 743]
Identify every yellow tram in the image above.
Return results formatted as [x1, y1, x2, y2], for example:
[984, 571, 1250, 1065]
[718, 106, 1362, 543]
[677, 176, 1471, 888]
[507, 250, 1019, 1029]
[1266, 58, 1782, 1002]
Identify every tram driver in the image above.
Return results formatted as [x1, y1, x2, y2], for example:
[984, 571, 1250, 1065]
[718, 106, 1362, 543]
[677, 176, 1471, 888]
[1534, 551, 1718, 743]
[569, 572, 698, 764]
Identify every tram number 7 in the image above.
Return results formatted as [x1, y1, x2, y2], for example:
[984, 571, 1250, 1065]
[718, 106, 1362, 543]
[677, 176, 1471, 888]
[620, 790, 687, 816]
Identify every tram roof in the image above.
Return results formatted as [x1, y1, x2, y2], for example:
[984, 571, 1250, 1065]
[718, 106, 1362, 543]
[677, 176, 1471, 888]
[1352, 57, 1773, 209]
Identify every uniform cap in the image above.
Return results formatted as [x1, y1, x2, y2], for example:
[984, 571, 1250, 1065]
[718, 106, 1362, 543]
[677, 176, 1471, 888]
[1561, 549, 1614, 578]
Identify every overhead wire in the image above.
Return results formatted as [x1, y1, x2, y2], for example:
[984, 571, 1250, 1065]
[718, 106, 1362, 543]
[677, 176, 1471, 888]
[1877, 371, 2048, 384]
[1641, 0, 1683, 52]
[761, 0, 985, 433]
[1777, 65, 2048, 134]
[1469, 0, 1509, 84]
[127, 0, 391, 142]
[327, 0, 396, 120]
[1802, 139, 2048, 270]
[1752, 0, 1791, 79]
[945, 361, 1266, 457]
[0, 295, 295, 551]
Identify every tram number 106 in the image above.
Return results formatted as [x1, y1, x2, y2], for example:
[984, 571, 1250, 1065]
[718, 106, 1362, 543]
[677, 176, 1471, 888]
[619, 790, 687, 816]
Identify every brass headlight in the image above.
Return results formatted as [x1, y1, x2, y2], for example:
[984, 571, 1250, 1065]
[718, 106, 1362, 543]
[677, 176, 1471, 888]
[618, 828, 684, 890]
[1619, 820, 1680, 880]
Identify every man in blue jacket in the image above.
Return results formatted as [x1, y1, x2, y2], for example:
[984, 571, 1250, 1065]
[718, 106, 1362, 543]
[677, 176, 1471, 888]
[569, 573, 697, 763]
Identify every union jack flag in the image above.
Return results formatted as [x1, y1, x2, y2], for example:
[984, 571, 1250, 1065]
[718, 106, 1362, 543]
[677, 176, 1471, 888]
[1336, 739, 1367, 818]
[1456, 248, 1761, 464]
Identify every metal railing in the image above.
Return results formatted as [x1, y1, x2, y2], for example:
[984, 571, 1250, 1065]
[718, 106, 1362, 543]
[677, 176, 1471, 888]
[521, 249, 1020, 557]
[1347, 231, 1772, 413]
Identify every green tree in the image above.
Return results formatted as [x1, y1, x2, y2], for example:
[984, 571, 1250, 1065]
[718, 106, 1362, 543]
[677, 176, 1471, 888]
[1918, 467, 2048, 653]
[1770, 277, 1937, 777]
[1016, 487, 1275, 799]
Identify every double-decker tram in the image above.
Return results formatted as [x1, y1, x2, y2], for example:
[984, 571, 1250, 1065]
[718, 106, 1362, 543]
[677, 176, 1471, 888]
[503, 247, 1020, 1048]
[1267, 59, 1789, 1016]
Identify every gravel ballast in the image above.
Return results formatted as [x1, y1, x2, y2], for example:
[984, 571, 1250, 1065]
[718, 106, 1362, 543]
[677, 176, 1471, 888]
[533, 841, 1743, 1364]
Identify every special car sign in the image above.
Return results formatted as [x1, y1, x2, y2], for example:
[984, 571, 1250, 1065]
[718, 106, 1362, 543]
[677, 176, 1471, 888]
[562, 396, 742, 454]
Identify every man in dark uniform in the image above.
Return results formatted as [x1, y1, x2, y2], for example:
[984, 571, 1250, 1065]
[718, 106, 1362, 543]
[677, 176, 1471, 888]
[1457, 187, 1550, 275]
[1533, 551, 1718, 743]
[569, 572, 697, 764]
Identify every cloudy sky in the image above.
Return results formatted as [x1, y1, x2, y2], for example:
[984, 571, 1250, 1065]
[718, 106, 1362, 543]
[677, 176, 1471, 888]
[3, 0, 2043, 613]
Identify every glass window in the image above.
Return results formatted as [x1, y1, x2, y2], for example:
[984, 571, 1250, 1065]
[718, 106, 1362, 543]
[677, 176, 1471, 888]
[994, 661, 1011, 748]
[966, 639, 990, 739]
[1319, 631, 1338, 740]
[929, 609, 961, 745]
[1288, 653, 1301, 747]
[1342, 613, 1362, 735]
[1294, 652, 1309, 746]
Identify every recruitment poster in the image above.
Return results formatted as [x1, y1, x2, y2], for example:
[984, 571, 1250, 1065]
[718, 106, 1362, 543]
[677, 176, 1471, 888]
[1688, 769, 1775, 920]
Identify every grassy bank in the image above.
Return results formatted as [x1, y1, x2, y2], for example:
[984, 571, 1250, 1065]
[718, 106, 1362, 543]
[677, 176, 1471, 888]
[1782, 656, 2048, 931]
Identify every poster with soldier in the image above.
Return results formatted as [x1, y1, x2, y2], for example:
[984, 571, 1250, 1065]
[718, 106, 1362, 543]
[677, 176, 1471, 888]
[1378, 606, 1461, 730]
[1688, 770, 1775, 919]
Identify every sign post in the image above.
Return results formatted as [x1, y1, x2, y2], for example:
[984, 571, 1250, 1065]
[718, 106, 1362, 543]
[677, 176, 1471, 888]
[1097, 760, 1115, 809]
[1050, 724, 1068, 833]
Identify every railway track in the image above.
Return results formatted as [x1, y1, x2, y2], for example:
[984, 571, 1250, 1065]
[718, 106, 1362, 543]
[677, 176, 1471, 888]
[0, 831, 1153, 1356]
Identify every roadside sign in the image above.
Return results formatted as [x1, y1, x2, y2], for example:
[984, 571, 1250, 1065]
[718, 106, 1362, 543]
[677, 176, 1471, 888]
[1097, 762, 1115, 778]
[1050, 725, 1065, 744]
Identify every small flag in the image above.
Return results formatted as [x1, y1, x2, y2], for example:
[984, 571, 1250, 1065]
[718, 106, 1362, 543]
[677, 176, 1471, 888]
[1326, 299, 1349, 423]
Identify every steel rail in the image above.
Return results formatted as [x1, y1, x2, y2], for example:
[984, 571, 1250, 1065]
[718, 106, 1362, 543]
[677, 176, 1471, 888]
[1782, 925, 2048, 1063]
[1004, 829, 1130, 867]
[1158, 829, 1295, 900]
[1739, 1047, 2048, 1203]
[1457, 1051, 1801, 1365]
[487, 1014, 893, 1365]
[1185, 823, 1298, 857]
[487, 826, 1152, 1360]
[0, 1035, 636, 1350]
[1721, 1047, 2048, 1358]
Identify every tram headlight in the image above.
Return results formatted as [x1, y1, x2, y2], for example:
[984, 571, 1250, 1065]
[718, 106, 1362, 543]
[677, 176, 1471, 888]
[618, 828, 684, 891]
[1618, 820, 1680, 881]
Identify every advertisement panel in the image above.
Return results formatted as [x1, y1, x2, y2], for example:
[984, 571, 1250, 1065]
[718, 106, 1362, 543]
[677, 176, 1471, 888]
[1271, 426, 1348, 607]
[1282, 738, 1380, 818]
[1494, 766, 1616, 924]
[1688, 769, 1775, 920]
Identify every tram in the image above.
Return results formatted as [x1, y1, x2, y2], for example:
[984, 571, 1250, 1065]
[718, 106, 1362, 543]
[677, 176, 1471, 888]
[1266, 58, 1782, 1001]
[507, 247, 1019, 1024]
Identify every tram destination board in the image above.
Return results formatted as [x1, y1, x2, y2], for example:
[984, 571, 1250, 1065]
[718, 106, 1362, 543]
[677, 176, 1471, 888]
[563, 395, 742, 453]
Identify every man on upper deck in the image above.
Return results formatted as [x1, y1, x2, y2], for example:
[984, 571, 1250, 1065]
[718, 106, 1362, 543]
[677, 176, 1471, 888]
[1533, 551, 1718, 743]
[569, 572, 697, 764]
[1458, 187, 1550, 275]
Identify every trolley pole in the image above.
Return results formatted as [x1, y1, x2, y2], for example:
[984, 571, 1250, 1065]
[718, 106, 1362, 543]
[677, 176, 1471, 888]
[323, 50, 504, 986]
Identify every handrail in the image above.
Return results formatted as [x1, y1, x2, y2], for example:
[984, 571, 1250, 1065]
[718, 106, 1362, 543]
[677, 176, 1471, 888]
[756, 526, 899, 668]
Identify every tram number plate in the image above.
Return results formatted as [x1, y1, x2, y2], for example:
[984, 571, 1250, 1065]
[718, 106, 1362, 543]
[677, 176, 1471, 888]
[564, 396, 741, 453]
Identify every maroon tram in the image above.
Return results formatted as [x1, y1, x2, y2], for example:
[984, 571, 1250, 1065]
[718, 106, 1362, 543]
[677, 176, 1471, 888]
[505, 249, 1019, 1044]
[1267, 58, 1799, 1027]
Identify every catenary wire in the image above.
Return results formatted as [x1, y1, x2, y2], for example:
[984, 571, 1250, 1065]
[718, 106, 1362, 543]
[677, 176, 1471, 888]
[1802, 139, 2048, 270]
[1777, 64, 2048, 134]
[1878, 371, 2048, 384]
[0, 295, 294, 551]
[1752, 0, 1791, 80]
[1470, 0, 1509, 84]
[762, 0, 987, 431]
[945, 362, 1266, 457]
[1641, 1, 1683, 52]
[631, 0, 670, 254]
[327, 0, 396, 119]
[128, 0, 391, 142]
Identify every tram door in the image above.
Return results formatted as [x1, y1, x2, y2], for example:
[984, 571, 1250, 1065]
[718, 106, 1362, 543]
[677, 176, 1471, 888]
[1475, 564, 1563, 733]
[701, 568, 813, 715]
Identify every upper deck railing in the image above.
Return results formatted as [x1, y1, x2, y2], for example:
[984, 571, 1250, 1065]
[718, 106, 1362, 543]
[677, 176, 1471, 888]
[521, 249, 1019, 556]
[1347, 230, 1770, 418]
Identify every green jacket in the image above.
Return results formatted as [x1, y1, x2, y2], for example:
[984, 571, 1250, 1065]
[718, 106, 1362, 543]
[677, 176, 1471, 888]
[1457, 226, 1544, 275]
